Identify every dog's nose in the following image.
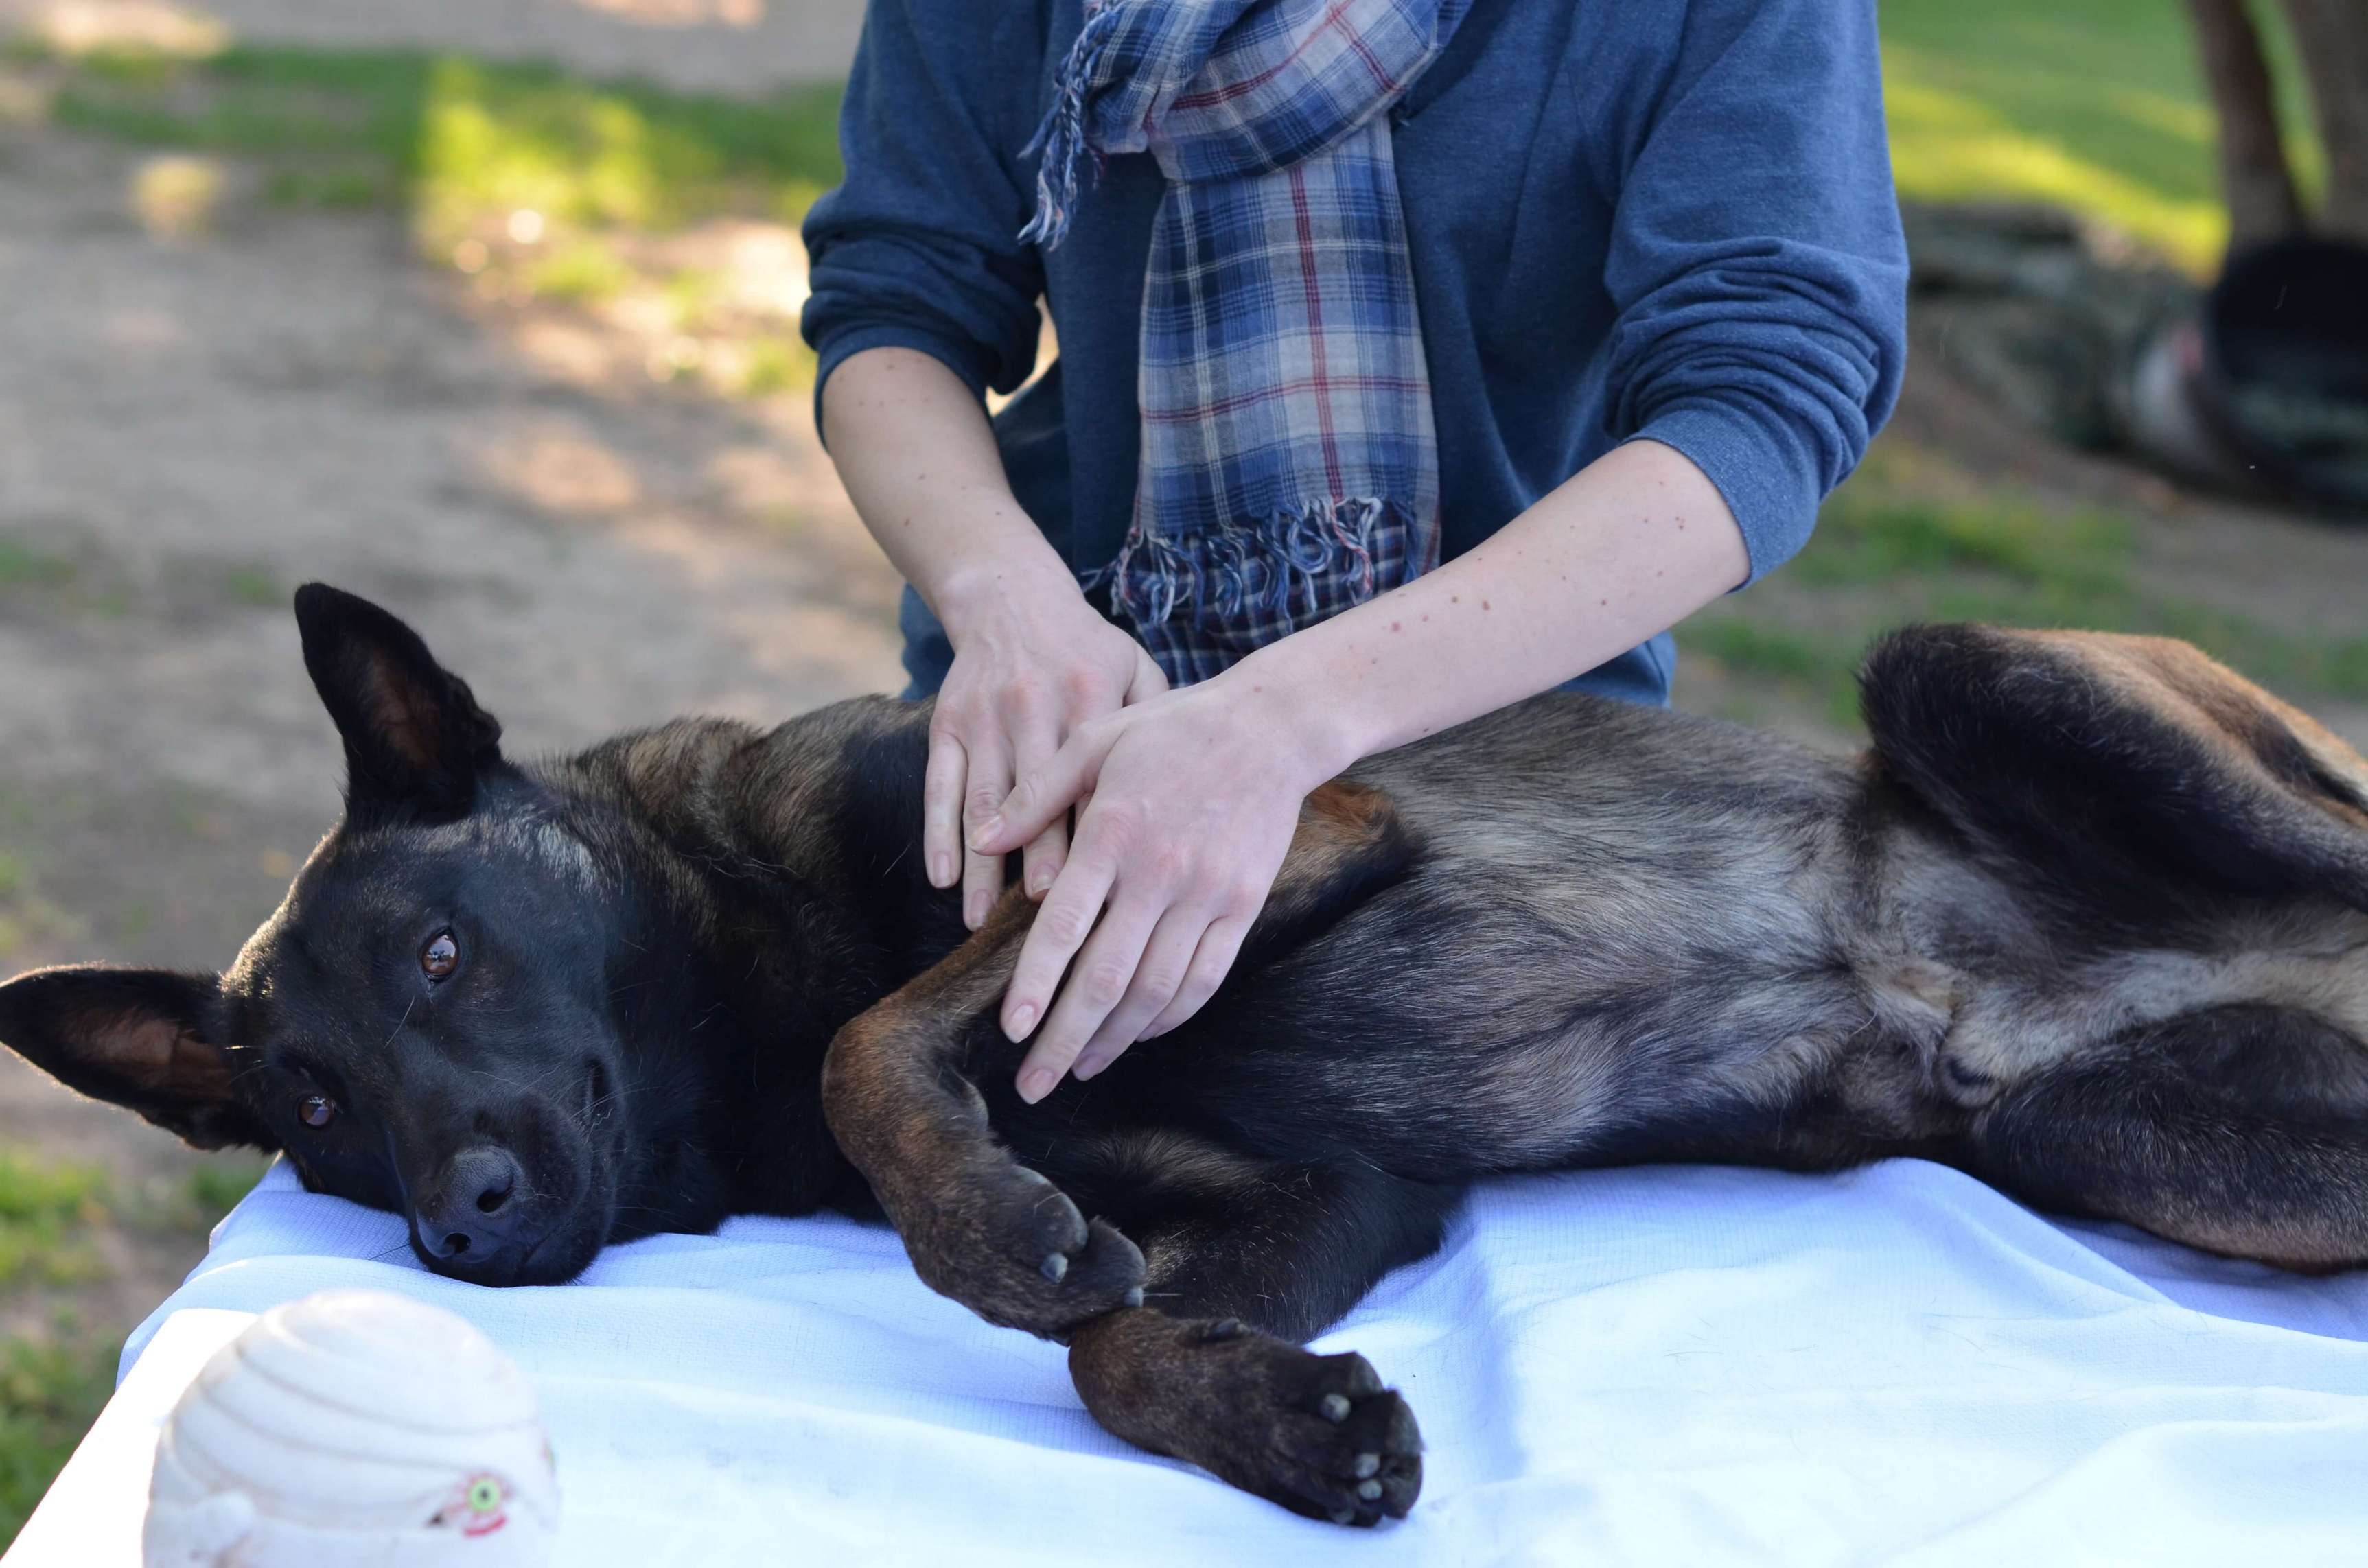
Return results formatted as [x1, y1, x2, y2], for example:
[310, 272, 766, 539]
[415, 1146, 526, 1264]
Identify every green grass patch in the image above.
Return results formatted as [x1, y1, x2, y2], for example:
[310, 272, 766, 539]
[0, 1329, 115, 1546]
[42, 45, 842, 239]
[1881, 0, 2322, 270]
[177, 1160, 266, 1237]
[0, 1153, 106, 1290]
[1680, 449, 2368, 732]
[524, 236, 634, 303]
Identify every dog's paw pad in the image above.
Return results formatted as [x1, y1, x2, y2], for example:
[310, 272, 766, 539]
[1166, 1331, 1422, 1527]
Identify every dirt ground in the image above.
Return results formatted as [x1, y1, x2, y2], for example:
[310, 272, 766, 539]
[0, 3, 903, 1337]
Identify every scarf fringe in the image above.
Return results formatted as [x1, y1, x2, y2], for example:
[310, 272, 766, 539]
[1099, 498, 1397, 634]
[1019, 1, 1131, 251]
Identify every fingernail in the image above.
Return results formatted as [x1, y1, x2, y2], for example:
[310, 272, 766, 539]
[1005, 1002, 1038, 1040]
[968, 815, 1003, 851]
[964, 892, 989, 928]
[928, 852, 952, 887]
[1027, 862, 1059, 896]
[1019, 1067, 1056, 1103]
[1073, 1051, 1110, 1081]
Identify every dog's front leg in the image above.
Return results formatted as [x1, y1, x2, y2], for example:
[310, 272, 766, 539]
[821, 780, 1413, 1339]
[821, 891, 1146, 1336]
[1064, 1155, 1461, 1526]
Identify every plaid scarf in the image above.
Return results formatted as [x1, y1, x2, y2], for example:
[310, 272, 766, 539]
[1023, 0, 1469, 686]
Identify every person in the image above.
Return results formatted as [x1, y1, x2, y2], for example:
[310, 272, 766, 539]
[800, 0, 1908, 1105]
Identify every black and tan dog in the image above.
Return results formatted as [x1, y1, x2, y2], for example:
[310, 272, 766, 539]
[5, 584, 2367, 1524]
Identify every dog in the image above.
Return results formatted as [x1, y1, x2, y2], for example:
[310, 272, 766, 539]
[3, 583, 2366, 1525]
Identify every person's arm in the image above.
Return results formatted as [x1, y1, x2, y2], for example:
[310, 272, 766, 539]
[804, 2, 1166, 921]
[823, 348, 1163, 923]
[974, 439, 1743, 1100]
[972, 0, 1908, 1101]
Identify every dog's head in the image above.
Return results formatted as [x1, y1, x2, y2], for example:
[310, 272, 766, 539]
[0, 585, 671, 1286]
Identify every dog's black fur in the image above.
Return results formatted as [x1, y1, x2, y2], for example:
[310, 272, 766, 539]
[5, 587, 2367, 1525]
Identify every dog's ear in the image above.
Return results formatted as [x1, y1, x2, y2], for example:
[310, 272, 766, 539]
[0, 966, 274, 1151]
[294, 583, 502, 821]
[1861, 624, 2368, 920]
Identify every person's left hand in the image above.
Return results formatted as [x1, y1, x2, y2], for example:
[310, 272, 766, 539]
[966, 672, 1336, 1102]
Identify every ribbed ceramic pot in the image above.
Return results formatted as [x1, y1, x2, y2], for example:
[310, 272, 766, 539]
[144, 1289, 559, 1567]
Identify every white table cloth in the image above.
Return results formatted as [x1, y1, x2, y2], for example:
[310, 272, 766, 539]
[13, 1156, 2368, 1565]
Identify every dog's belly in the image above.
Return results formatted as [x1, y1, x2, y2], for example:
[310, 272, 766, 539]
[1173, 866, 1903, 1181]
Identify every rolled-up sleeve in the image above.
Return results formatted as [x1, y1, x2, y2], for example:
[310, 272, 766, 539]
[800, 0, 1047, 437]
[1598, 0, 1909, 583]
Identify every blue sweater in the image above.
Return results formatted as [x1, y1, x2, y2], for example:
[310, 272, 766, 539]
[802, 0, 1909, 704]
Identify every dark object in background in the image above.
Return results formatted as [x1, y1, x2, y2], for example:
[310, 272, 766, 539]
[2195, 237, 2368, 512]
[1905, 202, 2194, 454]
[1906, 202, 2368, 519]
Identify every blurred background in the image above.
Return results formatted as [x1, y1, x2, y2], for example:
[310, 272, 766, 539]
[0, 0, 2361, 1541]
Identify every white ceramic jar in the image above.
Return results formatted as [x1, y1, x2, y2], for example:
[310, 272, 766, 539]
[143, 1289, 560, 1567]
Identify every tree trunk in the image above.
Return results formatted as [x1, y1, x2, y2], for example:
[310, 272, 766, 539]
[2188, 0, 2306, 251]
[2280, 0, 2368, 243]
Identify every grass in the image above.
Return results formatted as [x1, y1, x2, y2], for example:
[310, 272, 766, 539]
[0, 1154, 107, 1290]
[45, 46, 841, 239]
[1675, 447, 2368, 732]
[0, 1151, 263, 1547]
[0, 1330, 115, 1543]
[18, 43, 842, 394]
[1882, 0, 2322, 271]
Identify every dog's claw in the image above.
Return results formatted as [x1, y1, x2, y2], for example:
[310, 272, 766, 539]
[1354, 1453, 1380, 1479]
[1040, 1252, 1067, 1283]
[1358, 1479, 1384, 1501]
[1319, 1394, 1351, 1423]
[1330, 1509, 1356, 1526]
[1124, 1285, 1145, 1308]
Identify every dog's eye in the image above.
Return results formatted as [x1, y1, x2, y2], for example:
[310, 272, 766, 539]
[421, 930, 459, 981]
[298, 1094, 338, 1130]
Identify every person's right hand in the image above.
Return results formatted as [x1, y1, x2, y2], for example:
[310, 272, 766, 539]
[929, 581, 1166, 928]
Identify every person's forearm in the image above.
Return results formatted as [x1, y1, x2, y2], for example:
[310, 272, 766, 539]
[820, 346, 1074, 635]
[1234, 439, 1751, 778]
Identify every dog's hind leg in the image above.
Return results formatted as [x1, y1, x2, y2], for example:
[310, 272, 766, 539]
[1059, 1142, 1461, 1527]
[822, 780, 1417, 1338]
[1969, 1006, 2368, 1270]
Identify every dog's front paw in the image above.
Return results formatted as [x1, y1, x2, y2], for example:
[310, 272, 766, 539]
[891, 1158, 1146, 1336]
[1073, 1313, 1423, 1525]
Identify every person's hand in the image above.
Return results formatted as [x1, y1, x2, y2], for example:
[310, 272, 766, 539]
[968, 671, 1344, 1101]
[931, 575, 1166, 928]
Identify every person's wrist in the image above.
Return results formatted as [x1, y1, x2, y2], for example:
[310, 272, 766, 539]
[1214, 646, 1367, 793]
[932, 546, 1082, 648]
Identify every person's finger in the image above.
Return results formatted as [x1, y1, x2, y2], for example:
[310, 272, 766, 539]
[1016, 883, 1161, 1102]
[1071, 906, 1207, 1079]
[921, 725, 968, 890]
[1009, 708, 1069, 898]
[973, 725, 1106, 856]
[1000, 847, 1117, 1048]
[959, 730, 1014, 930]
[1138, 913, 1253, 1040]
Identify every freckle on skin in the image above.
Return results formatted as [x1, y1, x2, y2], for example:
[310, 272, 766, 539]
[1390, 621, 1402, 631]
[1481, 600, 1491, 611]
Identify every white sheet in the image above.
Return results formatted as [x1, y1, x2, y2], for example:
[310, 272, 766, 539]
[14, 1156, 2368, 1565]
